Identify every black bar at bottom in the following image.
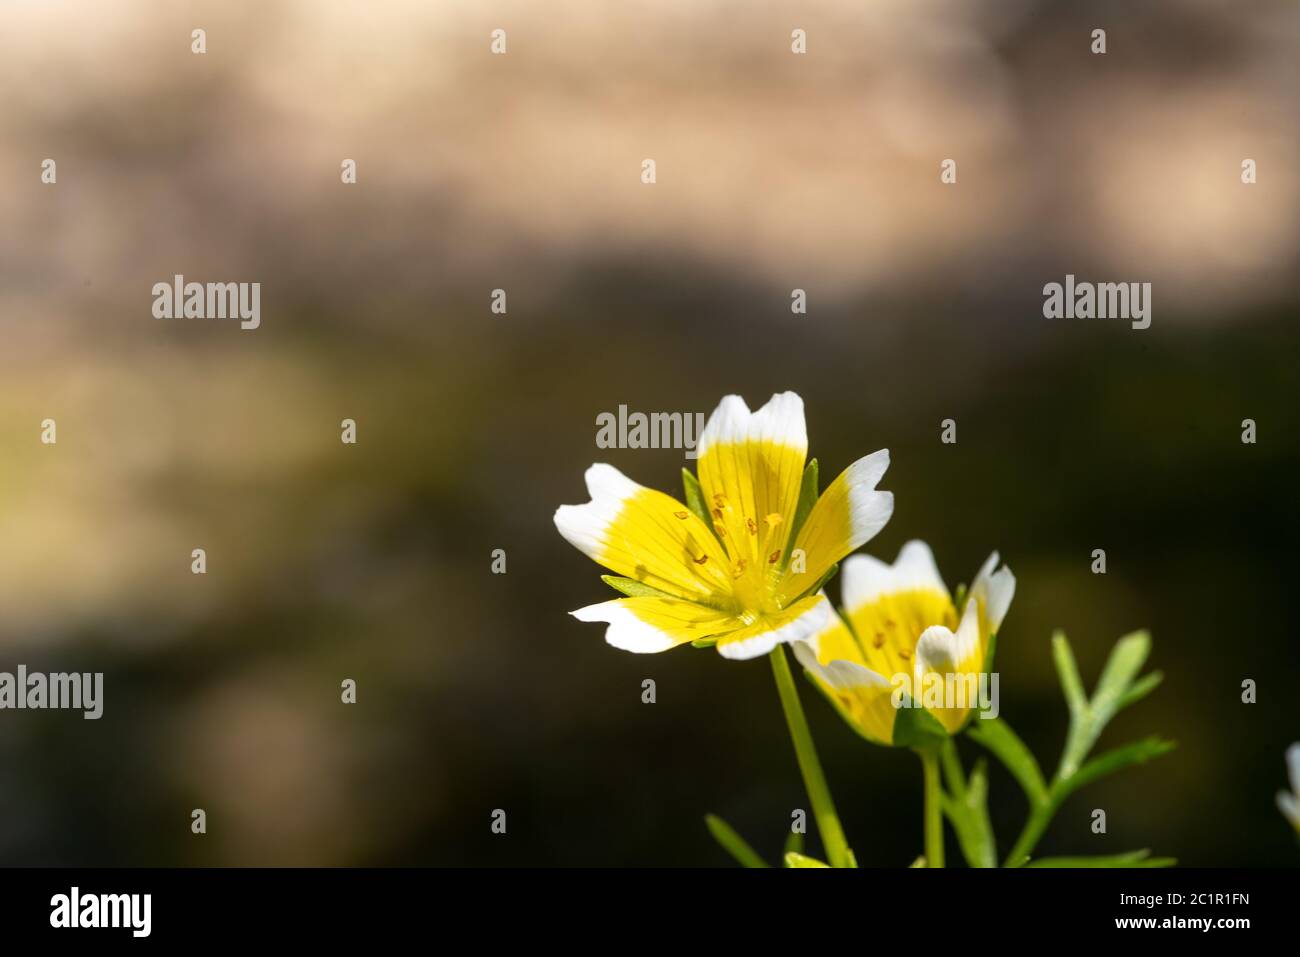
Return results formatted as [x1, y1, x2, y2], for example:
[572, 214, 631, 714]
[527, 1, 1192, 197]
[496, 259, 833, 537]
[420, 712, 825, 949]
[0, 866, 1280, 942]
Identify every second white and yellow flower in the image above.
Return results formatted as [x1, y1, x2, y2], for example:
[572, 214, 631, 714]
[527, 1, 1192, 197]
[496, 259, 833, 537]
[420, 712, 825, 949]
[793, 541, 1015, 743]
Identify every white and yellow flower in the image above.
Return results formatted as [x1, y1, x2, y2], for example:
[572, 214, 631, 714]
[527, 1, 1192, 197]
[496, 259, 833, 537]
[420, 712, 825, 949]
[1278, 743, 1300, 836]
[793, 541, 1015, 743]
[555, 392, 893, 660]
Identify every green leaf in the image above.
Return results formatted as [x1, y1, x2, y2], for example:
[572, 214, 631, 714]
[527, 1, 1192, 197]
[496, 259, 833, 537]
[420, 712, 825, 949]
[1059, 630, 1159, 778]
[704, 814, 769, 868]
[1001, 631, 1170, 867]
[600, 575, 679, 600]
[1051, 631, 1088, 716]
[940, 746, 997, 869]
[892, 703, 949, 750]
[967, 717, 1049, 806]
[1026, 849, 1175, 868]
[1063, 736, 1176, 797]
[784, 851, 830, 868]
[681, 468, 715, 533]
[784, 829, 804, 858]
[967, 762, 995, 844]
[1091, 631, 1151, 722]
[1115, 670, 1164, 713]
[786, 459, 820, 551]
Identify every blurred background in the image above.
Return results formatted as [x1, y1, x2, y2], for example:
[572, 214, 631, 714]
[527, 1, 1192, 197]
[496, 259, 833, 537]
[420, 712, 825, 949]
[1, 0, 1298, 866]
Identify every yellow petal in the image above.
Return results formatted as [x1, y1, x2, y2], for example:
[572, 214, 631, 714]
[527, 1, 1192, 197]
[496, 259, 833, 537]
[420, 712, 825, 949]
[713, 593, 831, 661]
[792, 612, 897, 744]
[913, 602, 985, 733]
[555, 464, 733, 601]
[572, 596, 742, 653]
[696, 393, 807, 577]
[967, 551, 1016, 653]
[776, 451, 892, 603]
[847, 588, 957, 680]
[836, 541, 958, 678]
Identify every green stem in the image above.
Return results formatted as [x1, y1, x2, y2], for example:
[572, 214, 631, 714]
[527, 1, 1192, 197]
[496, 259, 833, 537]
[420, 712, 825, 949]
[769, 646, 851, 868]
[1004, 791, 1062, 866]
[919, 748, 945, 868]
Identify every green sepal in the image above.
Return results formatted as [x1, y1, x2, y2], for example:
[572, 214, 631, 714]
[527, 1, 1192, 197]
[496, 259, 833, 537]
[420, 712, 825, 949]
[600, 575, 678, 600]
[681, 468, 716, 534]
[704, 814, 769, 868]
[690, 637, 719, 649]
[786, 458, 819, 551]
[892, 700, 949, 749]
[953, 583, 969, 616]
[802, 562, 839, 601]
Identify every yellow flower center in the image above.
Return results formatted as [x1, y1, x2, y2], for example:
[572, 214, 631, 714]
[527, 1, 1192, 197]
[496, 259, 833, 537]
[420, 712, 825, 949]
[716, 507, 789, 621]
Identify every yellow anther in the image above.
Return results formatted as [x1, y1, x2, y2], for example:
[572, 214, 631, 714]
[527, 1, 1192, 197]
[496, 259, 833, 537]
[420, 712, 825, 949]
[674, 510, 689, 520]
[692, 554, 709, 565]
[765, 513, 783, 528]
[746, 518, 758, 535]
[731, 558, 748, 579]
[767, 550, 781, 564]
